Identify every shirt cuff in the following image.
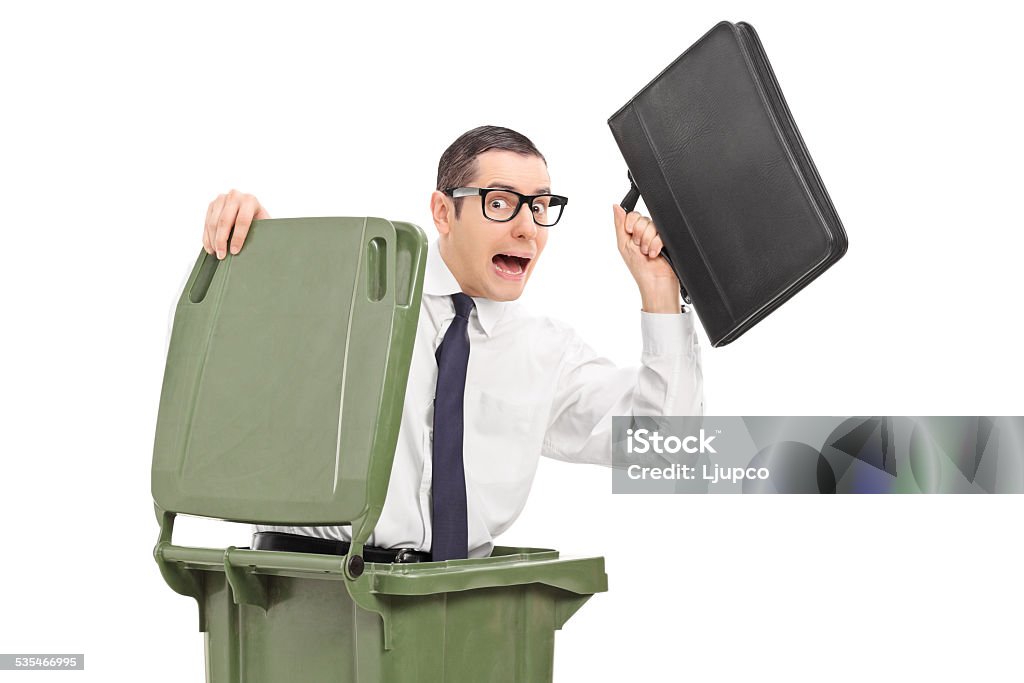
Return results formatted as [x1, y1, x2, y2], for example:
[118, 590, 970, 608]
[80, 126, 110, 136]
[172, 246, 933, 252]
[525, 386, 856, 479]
[640, 309, 698, 356]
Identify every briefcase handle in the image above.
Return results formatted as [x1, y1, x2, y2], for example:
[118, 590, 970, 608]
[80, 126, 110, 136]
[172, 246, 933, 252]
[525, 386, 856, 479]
[619, 171, 692, 305]
[620, 171, 642, 213]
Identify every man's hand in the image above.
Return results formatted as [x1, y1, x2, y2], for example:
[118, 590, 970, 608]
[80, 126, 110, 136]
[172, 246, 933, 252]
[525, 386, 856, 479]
[612, 204, 682, 313]
[204, 190, 270, 259]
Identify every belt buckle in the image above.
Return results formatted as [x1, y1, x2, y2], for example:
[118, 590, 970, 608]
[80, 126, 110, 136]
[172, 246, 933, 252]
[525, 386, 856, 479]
[393, 548, 418, 564]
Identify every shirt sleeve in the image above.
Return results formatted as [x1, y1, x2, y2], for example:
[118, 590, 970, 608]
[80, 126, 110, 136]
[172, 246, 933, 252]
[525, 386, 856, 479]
[541, 310, 704, 468]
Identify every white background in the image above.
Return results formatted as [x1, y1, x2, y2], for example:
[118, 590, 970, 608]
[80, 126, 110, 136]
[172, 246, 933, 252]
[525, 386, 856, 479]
[2, 1, 1022, 681]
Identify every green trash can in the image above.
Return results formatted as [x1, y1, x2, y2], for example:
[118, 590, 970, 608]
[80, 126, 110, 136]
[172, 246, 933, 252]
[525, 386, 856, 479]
[152, 217, 608, 682]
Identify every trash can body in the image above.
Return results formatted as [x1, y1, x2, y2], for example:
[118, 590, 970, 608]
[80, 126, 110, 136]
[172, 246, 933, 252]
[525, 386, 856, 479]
[152, 218, 607, 683]
[167, 546, 603, 683]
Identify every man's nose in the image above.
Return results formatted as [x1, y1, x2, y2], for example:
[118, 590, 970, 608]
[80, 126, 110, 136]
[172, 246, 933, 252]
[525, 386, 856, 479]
[511, 203, 538, 240]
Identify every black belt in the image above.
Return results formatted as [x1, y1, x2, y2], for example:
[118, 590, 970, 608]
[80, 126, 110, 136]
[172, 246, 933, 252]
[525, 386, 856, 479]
[251, 531, 431, 564]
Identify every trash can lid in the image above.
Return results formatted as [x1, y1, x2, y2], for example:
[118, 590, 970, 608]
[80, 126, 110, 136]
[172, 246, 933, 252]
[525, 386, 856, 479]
[152, 217, 426, 544]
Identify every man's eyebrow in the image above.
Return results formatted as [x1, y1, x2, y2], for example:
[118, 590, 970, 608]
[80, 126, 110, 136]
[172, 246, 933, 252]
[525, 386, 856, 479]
[485, 182, 552, 194]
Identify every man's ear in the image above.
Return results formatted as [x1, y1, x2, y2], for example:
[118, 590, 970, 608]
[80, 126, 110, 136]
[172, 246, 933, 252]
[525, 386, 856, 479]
[430, 191, 452, 236]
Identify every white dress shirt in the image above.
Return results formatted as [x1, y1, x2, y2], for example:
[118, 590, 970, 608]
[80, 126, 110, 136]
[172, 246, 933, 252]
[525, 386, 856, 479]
[253, 240, 704, 558]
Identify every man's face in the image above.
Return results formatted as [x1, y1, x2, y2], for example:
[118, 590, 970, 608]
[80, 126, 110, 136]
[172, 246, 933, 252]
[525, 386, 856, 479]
[435, 149, 551, 301]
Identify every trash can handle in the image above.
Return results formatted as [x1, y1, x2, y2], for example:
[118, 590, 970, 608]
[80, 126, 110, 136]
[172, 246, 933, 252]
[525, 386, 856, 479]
[392, 222, 427, 310]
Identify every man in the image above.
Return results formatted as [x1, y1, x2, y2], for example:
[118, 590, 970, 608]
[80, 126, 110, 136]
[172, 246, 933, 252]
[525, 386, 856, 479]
[195, 125, 703, 561]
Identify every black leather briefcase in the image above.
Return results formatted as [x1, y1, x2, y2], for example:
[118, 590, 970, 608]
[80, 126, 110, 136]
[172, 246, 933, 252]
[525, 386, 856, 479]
[609, 20, 848, 347]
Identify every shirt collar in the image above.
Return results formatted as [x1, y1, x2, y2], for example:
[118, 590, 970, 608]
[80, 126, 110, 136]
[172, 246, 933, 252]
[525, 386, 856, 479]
[423, 239, 507, 337]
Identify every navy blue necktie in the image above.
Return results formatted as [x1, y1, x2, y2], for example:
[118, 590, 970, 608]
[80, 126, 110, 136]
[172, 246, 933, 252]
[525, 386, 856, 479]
[431, 292, 475, 561]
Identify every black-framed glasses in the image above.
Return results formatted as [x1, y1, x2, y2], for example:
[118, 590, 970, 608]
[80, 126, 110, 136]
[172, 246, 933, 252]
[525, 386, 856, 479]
[444, 187, 568, 227]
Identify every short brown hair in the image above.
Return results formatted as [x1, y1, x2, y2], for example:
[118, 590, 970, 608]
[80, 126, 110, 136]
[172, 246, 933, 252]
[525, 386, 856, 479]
[436, 125, 547, 218]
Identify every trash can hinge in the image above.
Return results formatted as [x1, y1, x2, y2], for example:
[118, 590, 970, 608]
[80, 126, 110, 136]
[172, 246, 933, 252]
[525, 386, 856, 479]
[153, 510, 207, 631]
[223, 547, 269, 611]
[344, 542, 365, 580]
[154, 542, 203, 600]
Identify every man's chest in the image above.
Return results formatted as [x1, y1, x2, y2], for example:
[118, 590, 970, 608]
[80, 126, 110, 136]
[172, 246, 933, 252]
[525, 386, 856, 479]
[402, 309, 559, 454]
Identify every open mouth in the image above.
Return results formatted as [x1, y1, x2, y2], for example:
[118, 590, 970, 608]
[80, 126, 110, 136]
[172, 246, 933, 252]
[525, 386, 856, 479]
[491, 253, 532, 278]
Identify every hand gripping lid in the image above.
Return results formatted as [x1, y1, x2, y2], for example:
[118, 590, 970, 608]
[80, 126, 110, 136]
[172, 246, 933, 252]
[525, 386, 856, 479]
[152, 217, 426, 546]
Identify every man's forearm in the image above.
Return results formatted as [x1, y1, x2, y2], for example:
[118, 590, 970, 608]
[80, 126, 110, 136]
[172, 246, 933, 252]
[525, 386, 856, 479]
[640, 280, 683, 314]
